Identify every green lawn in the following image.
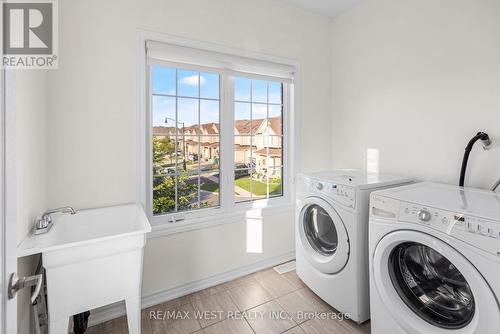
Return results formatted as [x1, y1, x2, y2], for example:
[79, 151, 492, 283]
[235, 177, 281, 196]
[200, 182, 219, 193]
[199, 177, 281, 196]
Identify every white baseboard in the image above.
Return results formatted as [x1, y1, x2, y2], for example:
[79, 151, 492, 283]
[89, 251, 295, 327]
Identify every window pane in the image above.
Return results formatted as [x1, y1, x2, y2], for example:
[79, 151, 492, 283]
[178, 69, 199, 97]
[251, 103, 267, 124]
[235, 77, 250, 101]
[252, 80, 267, 103]
[200, 72, 219, 99]
[268, 82, 282, 104]
[199, 135, 220, 168]
[268, 105, 282, 136]
[180, 135, 199, 173]
[200, 172, 220, 208]
[179, 173, 199, 209]
[152, 135, 177, 175]
[268, 167, 283, 198]
[262, 136, 283, 168]
[152, 66, 176, 95]
[178, 97, 199, 131]
[266, 135, 282, 149]
[247, 171, 268, 199]
[152, 96, 175, 127]
[234, 136, 254, 167]
[234, 102, 255, 135]
[233, 77, 285, 204]
[234, 169, 253, 203]
[152, 175, 176, 215]
[200, 99, 220, 129]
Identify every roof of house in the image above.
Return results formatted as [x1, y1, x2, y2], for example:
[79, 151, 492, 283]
[234, 144, 257, 150]
[235, 116, 281, 135]
[152, 126, 176, 136]
[267, 117, 282, 136]
[234, 119, 260, 135]
[254, 147, 282, 157]
[154, 116, 281, 137]
[201, 123, 220, 135]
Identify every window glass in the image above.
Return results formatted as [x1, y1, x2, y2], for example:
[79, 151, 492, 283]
[233, 77, 284, 202]
[150, 66, 286, 218]
[152, 66, 221, 215]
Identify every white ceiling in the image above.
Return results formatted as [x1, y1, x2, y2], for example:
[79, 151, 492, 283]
[281, 0, 362, 18]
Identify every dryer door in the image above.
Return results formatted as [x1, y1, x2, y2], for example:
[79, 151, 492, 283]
[298, 196, 350, 274]
[372, 230, 500, 334]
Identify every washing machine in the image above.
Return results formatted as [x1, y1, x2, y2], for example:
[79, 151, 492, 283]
[296, 170, 413, 323]
[369, 182, 500, 334]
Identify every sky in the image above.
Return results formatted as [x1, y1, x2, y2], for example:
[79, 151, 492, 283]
[151, 66, 282, 127]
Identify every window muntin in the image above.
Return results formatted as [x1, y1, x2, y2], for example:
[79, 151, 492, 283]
[233, 77, 284, 203]
[151, 66, 221, 215]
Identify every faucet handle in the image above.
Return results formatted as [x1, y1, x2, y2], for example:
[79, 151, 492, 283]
[34, 217, 53, 235]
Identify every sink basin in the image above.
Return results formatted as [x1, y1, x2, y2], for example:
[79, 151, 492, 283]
[18, 204, 151, 257]
[18, 204, 152, 334]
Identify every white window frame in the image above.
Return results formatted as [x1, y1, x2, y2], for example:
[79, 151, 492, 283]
[137, 31, 299, 236]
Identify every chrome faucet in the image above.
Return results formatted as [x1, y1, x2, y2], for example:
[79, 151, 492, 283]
[34, 206, 77, 235]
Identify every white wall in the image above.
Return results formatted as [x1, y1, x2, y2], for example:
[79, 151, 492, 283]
[47, 0, 331, 297]
[14, 71, 48, 334]
[16, 71, 49, 245]
[143, 209, 294, 295]
[330, 0, 500, 189]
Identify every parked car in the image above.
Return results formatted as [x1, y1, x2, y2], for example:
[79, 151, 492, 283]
[159, 166, 176, 174]
[234, 164, 250, 178]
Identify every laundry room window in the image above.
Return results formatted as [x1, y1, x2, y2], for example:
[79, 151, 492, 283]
[144, 39, 295, 226]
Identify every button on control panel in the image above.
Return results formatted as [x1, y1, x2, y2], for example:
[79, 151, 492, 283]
[312, 181, 355, 208]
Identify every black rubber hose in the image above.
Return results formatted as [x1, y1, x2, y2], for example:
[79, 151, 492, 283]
[459, 132, 490, 187]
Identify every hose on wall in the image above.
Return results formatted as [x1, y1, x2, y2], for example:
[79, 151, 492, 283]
[459, 132, 491, 187]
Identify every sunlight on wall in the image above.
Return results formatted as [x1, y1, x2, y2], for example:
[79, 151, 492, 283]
[246, 217, 263, 253]
[245, 205, 265, 253]
[366, 148, 380, 174]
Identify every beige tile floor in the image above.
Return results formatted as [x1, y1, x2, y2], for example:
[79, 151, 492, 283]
[87, 267, 371, 334]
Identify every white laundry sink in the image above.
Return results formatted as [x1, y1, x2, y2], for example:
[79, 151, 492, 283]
[18, 204, 152, 334]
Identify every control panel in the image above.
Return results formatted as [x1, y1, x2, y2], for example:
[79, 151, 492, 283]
[370, 194, 500, 256]
[311, 180, 356, 209]
[398, 202, 500, 256]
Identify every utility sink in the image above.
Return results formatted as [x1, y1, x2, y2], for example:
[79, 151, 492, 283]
[18, 204, 152, 334]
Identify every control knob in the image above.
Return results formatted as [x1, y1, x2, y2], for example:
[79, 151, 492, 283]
[417, 209, 432, 222]
[316, 183, 324, 190]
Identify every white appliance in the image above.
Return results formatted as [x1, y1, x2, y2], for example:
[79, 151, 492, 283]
[296, 170, 413, 323]
[369, 182, 500, 334]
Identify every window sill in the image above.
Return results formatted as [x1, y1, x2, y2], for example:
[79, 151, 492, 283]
[147, 200, 295, 239]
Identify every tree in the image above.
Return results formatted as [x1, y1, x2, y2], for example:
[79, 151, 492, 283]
[152, 136, 175, 172]
[152, 136, 197, 215]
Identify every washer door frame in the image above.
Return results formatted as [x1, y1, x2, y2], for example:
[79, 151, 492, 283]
[298, 196, 350, 274]
[372, 230, 500, 334]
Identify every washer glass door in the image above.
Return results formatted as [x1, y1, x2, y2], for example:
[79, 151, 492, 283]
[389, 242, 475, 329]
[303, 205, 338, 256]
[298, 196, 349, 274]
